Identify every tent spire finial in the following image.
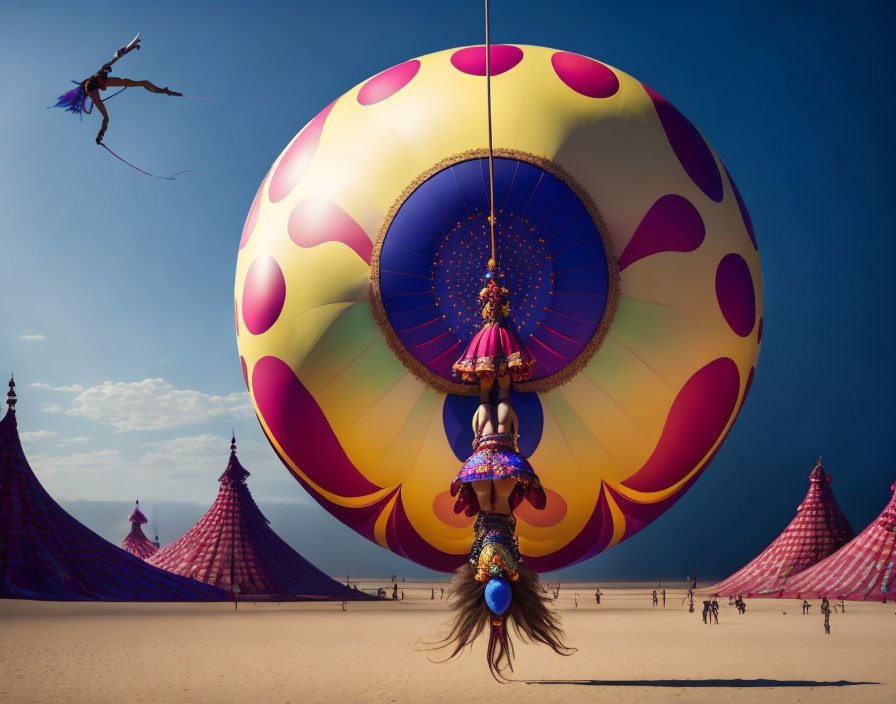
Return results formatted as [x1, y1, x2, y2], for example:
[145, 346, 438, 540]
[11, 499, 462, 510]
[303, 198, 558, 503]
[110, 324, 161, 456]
[230, 429, 236, 453]
[6, 375, 16, 411]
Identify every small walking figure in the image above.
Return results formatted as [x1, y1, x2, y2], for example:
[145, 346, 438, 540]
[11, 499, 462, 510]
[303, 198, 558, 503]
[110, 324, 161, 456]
[702, 599, 710, 624]
[662, 589, 666, 608]
[822, 600, 831, 635]
[392, 583, 398, 600]
[400, 590, 405, 600]
[711, 598, 719, 624]
[440, 588, 445, 599]
[595, 588, 602, 605]
[652, 590, 658, 607]
[802, 599, 811, 615]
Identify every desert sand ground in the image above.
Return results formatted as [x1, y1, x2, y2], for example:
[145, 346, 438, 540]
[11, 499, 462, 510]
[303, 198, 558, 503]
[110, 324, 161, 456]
[0, 582, 892, 704]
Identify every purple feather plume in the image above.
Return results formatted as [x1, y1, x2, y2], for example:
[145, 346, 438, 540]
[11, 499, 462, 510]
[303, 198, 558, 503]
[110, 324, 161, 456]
[52, 82, 90, 116]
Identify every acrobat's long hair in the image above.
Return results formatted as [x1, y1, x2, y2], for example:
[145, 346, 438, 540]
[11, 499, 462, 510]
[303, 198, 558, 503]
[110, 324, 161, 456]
[432, 562, 575, 680]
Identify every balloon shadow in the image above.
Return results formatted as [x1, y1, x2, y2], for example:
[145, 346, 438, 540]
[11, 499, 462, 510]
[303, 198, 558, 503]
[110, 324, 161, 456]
[525, 679, 879, 688]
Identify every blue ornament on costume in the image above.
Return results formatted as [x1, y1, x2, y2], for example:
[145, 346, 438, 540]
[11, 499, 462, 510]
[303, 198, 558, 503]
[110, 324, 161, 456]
[485, 577, 512, 616]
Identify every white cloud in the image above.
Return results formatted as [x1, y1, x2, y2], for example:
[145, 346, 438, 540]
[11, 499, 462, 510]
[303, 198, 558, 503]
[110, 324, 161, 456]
[59, 436, 90, 445]
[137, 433, 228, 478]
[31, 382, 84, 393]
[26, 432, 305, 505]
[29, 448, 124, 479]
[19, 430, 56, 442]
[63, 378, 252, 432]
[41, 404, 65, 414]
[18, 329, 46, 341]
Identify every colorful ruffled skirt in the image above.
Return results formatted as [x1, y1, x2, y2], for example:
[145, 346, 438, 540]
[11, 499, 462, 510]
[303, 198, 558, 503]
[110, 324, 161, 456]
[452, 323, 535, 382]
[451, 434, 546, 516]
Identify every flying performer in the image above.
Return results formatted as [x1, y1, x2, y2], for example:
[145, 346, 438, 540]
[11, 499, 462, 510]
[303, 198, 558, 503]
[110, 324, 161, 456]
[52, 33, 182, 145]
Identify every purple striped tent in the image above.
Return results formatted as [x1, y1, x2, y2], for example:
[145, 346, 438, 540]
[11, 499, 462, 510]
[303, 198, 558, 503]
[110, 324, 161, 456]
[0, 377, 225, 601]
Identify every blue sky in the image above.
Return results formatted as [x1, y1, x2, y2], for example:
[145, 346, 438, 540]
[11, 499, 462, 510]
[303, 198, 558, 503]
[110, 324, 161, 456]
[1, 1, 894, 578]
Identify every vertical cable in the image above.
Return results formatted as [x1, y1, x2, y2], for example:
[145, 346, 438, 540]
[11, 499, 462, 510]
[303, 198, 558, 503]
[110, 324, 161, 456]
[485, 0, 496, 269]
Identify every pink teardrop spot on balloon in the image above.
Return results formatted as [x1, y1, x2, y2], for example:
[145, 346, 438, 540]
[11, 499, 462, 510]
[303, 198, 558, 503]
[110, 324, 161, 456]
[715, 253, 756, 337]
[288, 199, 373, 264]
[623, 357, 740, 493]
[269, 101, 336, 203]
[252, 355, 382, 497]
[643, 84, 723, 203]
[358, 60, 421, 105]
[618, 194, 705, 270]
[241, 256, 286, 335]
[450, 45, 523, 76]
[551, 52, 619, 98]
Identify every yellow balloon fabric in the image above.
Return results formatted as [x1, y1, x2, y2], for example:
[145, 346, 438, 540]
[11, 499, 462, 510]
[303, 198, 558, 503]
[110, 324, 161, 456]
[235, 45, 762, 571]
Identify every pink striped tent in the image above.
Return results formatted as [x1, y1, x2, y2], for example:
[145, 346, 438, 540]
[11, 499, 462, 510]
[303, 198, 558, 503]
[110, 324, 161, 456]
[147, 436, 374, 601]
[120, 501, 159, 560]
[0, 378, 225, 601]
[705, 459, 854, 597]
[782, 480, 896, 601]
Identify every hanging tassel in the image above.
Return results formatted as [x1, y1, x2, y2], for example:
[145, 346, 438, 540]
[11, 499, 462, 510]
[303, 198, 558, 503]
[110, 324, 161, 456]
[99, 143, 205, 180]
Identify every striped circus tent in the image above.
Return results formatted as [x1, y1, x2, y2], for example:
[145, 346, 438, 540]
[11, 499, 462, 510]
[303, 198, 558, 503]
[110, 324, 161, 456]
[0, 377, 225, 602]
[120, 501, 159, 559]
[782, 480, 896, 601]
[705, 459, 854, 597]
[147, 435, 374, 601]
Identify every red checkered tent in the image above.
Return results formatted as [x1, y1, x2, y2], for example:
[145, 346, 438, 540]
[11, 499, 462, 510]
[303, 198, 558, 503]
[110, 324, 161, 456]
[120, 501, 159, 560]
[0, 378, 225, 601]
[705, 459, 855, 597]
[782, 480, 896, 601]
[147, 436, 374, 601]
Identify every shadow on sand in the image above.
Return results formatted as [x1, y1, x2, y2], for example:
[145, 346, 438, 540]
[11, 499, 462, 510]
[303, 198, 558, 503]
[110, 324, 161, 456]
[525, 679, 879, 688]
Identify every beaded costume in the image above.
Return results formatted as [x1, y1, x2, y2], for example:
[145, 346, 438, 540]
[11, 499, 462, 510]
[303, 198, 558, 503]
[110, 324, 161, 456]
[451, 275, 535, 383]
[436, 265, 572, 679]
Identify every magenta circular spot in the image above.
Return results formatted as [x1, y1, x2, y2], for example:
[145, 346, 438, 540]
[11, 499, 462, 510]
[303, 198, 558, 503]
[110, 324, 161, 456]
[550, 52, 619, 98]
[619, 194, 705, 270]
[715, 253, 756, 337]
[239, 172, 268, 249]
[643, 84, 723, 202]
[288, 199, 373, 264]
[241, 256, 286, 335]
[358, 60, 420, 105]
[623, 357, 740, 493]
[269, 101, 336, 203]
[450, 45, 523, 76]
[726, 168, 758, 250]
[240, 356, 249, 390]
[757, 317, 764, 343]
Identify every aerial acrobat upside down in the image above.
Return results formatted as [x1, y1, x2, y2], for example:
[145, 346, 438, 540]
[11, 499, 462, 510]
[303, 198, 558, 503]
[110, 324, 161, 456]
[52, 33, 182, 144]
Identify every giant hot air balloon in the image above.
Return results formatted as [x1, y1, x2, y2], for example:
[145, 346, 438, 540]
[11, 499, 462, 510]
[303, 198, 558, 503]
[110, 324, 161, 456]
[234, 44, 762, 579]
